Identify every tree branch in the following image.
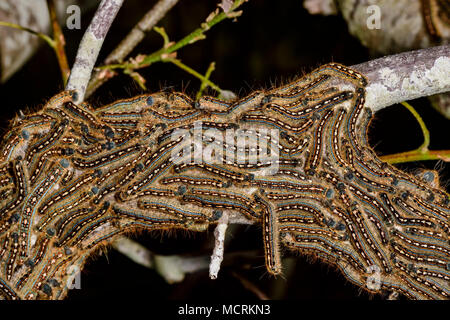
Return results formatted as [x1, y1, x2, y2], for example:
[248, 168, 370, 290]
[112, 236, 210, 283]
[352, 45, 450, 112]
[209, 211, 229, 279]
[47, 0, 70, 86]
[66, 0, 124, 103]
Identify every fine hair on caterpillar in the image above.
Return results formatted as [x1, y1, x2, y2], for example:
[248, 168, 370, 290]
[0, 63, 448, 300]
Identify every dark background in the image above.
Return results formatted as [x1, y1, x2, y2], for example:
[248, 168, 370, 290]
[0, 0, 448, 300]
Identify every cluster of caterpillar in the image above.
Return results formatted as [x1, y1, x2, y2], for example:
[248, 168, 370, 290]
[0, 63, 448, 300]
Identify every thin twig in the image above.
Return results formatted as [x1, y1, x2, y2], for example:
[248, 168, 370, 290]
[112, 236, 210, 283]
[379, 101, 450, 165]
[209, 211, 229, 279]
[154, 255, 210, 284]
[47, 0, 70, 86]
[112, 236, 153, 268]
[86, 0, 180, 97]
[401, 101, 430, 152]
[380, 149, 450, 164]
[0, 21, 54, 47]
[97, 1, 247, 73]
[66, 0, 124, 103]
[165, 58, 222, 94]
[196, 61, 216, 100]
